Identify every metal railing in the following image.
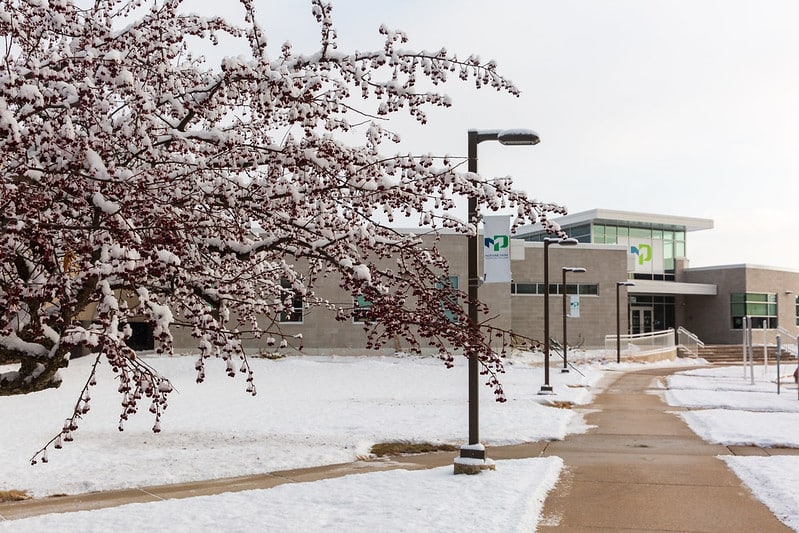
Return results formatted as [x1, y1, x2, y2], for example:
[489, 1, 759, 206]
[604, 328, 675, 360]
[777, 327, 799, 358]
[676, 326, 704, 358]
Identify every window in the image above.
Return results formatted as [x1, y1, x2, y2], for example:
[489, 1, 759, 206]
[279, 279, 303, 323]
[125, 322, 154, 351]
[436, 276, 460, 324]
[730, 293, 777, 329]
[353, 294, 373, 323]
[795, 296, 798, 326]
[511, 283, 599, 295]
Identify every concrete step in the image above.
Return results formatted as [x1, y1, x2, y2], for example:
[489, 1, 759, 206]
[698, 344, 796, 363]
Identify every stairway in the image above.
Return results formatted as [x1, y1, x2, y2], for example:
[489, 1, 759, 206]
[696, 344, 796, 364]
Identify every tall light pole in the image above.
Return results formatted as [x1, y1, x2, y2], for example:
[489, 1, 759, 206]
[461, 129, 539, 466]
[616, 281, 635, 363]
[561, 267, 586, 373]
[540, 237, 578, 394]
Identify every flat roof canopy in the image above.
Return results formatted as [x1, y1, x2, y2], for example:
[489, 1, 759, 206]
[517, 208, 714, 235]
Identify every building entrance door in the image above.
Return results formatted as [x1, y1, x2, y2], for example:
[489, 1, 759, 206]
[630, 306, 653, 335]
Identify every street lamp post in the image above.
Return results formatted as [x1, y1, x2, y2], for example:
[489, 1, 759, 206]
[461, 129, 539, 467]
[540, 237, 578, 394]
[616, 281, 635, 363]
[561, 267, 586, 373]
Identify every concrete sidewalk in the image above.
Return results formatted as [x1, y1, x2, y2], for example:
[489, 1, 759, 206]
[1, 365, 794, 530]
[538, 367, 794, 532]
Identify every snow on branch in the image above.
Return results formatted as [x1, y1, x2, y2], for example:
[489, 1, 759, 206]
[0, 0, 565, 461]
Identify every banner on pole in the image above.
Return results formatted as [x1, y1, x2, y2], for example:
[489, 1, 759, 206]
[569, 295, 580, 318]
[483, 215, 512, 284]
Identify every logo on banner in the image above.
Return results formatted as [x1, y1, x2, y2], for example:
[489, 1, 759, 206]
[569, 295, 580, 318]
[484, 235, 509, 252]
[630, 243, 652, 266]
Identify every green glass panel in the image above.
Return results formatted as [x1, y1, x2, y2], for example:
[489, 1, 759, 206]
[747, 293, 769, 302]
[630, 227, 651, 238]
[652, 229, 663, 239]
[730, 303, 746, 316]
[663, 230, 674, 241]
[675, 242, 686, 257]
[731, 293, 745, 302]
[617, 227, 629, 237]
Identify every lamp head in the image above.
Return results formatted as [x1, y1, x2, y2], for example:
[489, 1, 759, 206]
[617, 281, 635, 287]
[544, 237, 578, 246]
[564, 267, 587, 273]
[497, 129, 541, 146]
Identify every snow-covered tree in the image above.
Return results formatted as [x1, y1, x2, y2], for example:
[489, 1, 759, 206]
[0, 0, 564, 460]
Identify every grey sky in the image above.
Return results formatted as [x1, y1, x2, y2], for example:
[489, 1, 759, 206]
[186, 1, 799, 269]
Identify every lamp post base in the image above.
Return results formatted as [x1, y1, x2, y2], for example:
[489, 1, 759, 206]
[538, 384, 554, 395]
[454, 443, 493, 475]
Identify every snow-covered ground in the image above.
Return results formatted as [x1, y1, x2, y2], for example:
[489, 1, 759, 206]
[2, 353, 799, 531]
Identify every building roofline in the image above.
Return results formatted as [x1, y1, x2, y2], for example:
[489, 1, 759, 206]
[517, 208, 714, 234]
[686, 263, 799, 274]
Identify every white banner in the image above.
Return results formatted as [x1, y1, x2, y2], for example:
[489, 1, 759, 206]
[483, 215, 511, 283]
[570, 295, 580, 318]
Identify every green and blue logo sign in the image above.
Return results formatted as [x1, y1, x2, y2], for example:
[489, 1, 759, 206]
[630, 243, 652, 266]
[484, 235, 509, 252]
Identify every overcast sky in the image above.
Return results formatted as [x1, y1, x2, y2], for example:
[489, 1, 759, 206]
[185, 0, 799, 270]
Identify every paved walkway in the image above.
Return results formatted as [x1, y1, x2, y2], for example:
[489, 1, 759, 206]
[1, 365, 795, 531]
[538, 366, 794, 532]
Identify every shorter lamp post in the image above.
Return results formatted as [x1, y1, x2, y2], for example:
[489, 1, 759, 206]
[540, 237, 579, 394]
[561, 267, 586, 372]
[616, 281, 635, 363]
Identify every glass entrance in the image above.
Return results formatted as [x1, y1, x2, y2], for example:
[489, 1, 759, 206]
[630, 307, 653, 335]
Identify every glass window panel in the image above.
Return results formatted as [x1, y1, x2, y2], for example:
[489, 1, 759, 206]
[675, 231, 685, 241]
[630, 227, 651, 238]
[675, 242, 686, 257]
[617, 227, 629, 237]
[663, 230, 674, 241]
[652, 229, 663, 239]
[579, 284, 598, 295]
[606, 226, 617, 238]
[566, 284, 578, 295]
[731, 303, 746, 316]
[731, 293, 745, 302]
[747, 293, 769, 302]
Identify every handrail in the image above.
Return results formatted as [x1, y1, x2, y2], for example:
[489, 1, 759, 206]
[776, 327, 798, 357]
[603, 328, 675, 359]
[677, 326, 704, 358]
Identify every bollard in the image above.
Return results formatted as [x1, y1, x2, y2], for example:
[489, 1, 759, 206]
[777, 335, 781, 395]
